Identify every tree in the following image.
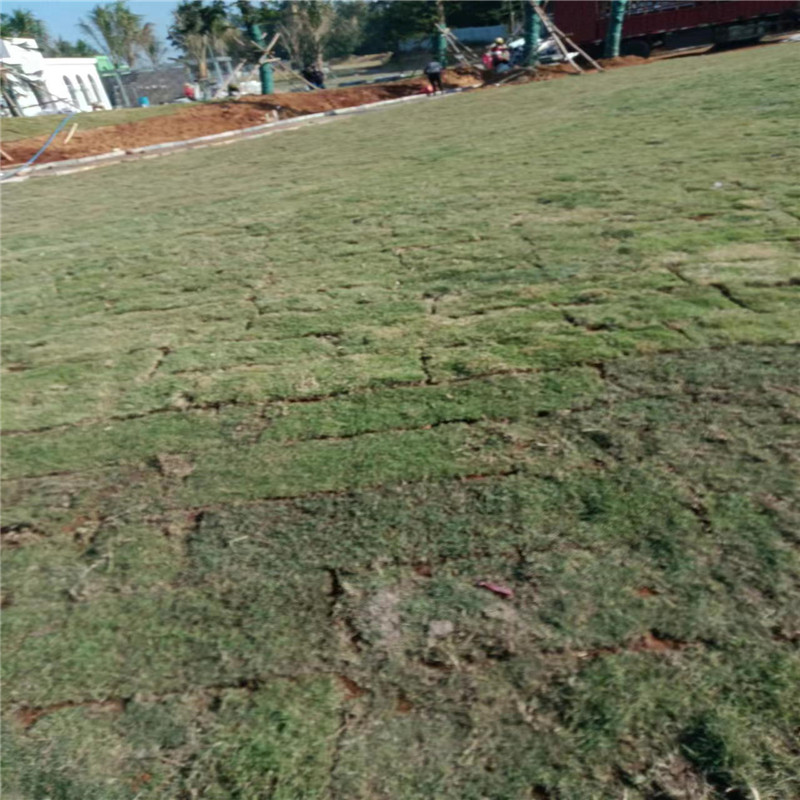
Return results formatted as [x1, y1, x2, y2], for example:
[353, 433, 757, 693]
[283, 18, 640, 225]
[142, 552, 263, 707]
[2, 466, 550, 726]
[79, 1, 156, 69]
[48, 38, 99, 58]
[278, 1, 342, 68]
[169, 1, 208, 80]
[0, 60, 48, 117]
[169, 1, 240, 82]
[79, 1, 157, 106]
[362, 1, 440, 51]
[142, 29, 168, 67]
[233, 1, 356, 69]
[0, 9, 49, 46]
[324, 1, 369, 60]
[360, 1, 512, 53]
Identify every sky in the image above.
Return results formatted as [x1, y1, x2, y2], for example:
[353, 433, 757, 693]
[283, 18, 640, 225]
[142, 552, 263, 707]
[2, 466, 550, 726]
[7, 1, 178, 52]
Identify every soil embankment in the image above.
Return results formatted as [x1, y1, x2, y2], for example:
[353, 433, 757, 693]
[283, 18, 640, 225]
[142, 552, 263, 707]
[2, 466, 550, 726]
[0, 59, 651, 167]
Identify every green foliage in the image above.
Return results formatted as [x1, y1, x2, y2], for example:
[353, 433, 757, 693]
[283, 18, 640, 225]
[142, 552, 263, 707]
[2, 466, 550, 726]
[78, 1, 158, 69]
[361, 1, 514, 53]
[363, 0, 440, 50]
[169, 0, 239, 80]
[0, 8, 48, 43]
[46, 38, 99, 58]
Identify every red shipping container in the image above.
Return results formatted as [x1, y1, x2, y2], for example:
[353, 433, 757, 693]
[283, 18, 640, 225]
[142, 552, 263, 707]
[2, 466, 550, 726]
[552, 0, 798, 49]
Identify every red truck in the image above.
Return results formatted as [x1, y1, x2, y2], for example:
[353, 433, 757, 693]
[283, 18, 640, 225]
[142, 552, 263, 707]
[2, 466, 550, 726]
[551, 0, 799, 57]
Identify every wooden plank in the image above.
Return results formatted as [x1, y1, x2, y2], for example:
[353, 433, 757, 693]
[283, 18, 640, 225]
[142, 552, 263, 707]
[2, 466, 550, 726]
[546, 16, 605, 71]
[531, 2, 583, 73]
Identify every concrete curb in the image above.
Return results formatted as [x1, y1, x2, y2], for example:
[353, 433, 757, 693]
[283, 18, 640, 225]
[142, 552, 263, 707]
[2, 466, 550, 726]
[1, 86, 476, 180]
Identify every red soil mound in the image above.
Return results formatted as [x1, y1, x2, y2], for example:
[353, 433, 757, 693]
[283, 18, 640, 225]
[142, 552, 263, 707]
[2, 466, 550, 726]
[1, 57, 655, 168]
[1, 74, 478, 167]
[597, 55, 649, 69]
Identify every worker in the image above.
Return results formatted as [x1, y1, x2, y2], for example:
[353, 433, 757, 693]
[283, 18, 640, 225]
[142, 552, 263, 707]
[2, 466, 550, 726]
[490, 37, 511, 70]
[423, 59, 444, 93]
[302, 64, 326, 90]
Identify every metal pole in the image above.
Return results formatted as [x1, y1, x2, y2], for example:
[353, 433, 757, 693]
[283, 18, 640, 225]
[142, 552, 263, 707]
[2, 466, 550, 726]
[531, 1, 582, 72]
[259, 61, 274, 95]
[604, 0, 628, 58]
[433, 24, 447, 66]
[246, 22, 274, 95]
[522, 1, 542, 67]
[247, 21, 262, 45]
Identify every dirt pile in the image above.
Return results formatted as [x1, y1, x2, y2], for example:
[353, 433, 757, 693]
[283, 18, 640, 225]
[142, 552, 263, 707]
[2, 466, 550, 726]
[0, 74, 478, 167]
[597, 55, 649, 69]
[534, 55, 647, 81]
[0, 57, 656, 168]
[485, 55, 650, 86]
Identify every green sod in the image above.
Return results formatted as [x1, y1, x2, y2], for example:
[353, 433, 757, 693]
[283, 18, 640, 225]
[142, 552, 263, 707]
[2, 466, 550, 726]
[2, 44, 799, 799]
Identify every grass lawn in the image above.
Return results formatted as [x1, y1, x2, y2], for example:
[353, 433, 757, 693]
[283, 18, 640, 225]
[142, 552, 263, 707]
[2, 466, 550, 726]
[2, 44, 799, 799]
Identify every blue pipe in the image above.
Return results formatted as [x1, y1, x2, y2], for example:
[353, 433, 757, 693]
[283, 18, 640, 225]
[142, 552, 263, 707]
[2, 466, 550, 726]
[1, 111, 79, 180]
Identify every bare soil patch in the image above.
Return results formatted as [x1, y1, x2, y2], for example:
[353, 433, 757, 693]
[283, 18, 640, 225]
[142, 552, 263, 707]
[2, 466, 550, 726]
[0, 75, 477, 167]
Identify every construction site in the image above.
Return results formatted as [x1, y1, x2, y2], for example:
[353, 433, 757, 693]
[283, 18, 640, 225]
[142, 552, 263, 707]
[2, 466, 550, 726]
[1, 44, 645, 170]
[2, 0, 800, 797]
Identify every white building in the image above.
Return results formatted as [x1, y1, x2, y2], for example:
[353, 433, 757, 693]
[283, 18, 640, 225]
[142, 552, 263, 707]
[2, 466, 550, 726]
[0, 38, 111, 116]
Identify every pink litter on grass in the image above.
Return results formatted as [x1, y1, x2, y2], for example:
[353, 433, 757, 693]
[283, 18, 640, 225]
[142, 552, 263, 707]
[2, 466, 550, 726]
[476, 581, 514, 598]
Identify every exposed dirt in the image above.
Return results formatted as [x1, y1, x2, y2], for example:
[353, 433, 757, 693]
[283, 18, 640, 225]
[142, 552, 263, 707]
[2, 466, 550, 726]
[578, 630, 690, 659]
[521, 55, 647, 83]
[2, 40, 790, 169]
[337, 674, 368, 699]
[0, 58, 657, 168]
[16, 698, 125, 729]
[630, 630, 688, 652]
[0, 523, 47, 548]
[0, 74, 478, 167]
[597, 55, 649, 69]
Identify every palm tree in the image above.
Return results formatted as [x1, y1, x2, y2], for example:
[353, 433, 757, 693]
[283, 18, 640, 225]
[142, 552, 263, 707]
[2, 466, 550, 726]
[79, 2, 157, 106]
[169, 2, 210, 82]
[278, 1, 336, 70]
[142, 22, 167, 67]
[79, 1, 153, 68]
[205, 2, 240, 83]
[48, 38, 98, 58]
[170, 1, 239, 88]
[0, 61, 50, 117]
[0, 9, 49, 46]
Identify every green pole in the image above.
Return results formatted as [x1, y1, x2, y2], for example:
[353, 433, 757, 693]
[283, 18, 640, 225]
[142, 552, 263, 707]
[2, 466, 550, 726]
[522, 1, 542, 67]
[246, 21, 262, 49]
[246, 22, 274, 95]
[433, 25, 447, 66]
[259, 61, 274, 95]
[604, 0, 628, 58]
